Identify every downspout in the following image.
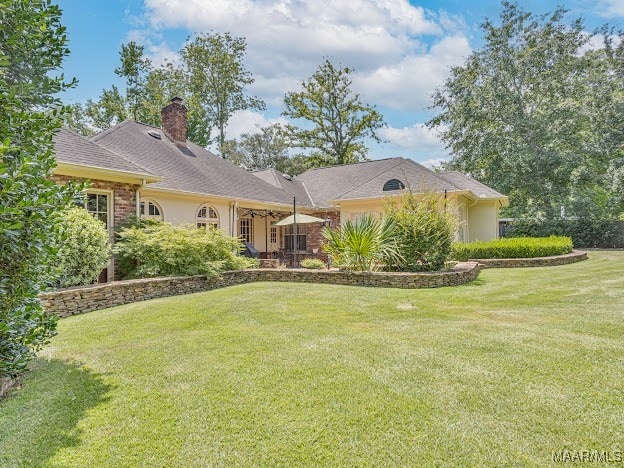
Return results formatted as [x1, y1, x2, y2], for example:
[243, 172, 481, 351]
[136, 179, 147, 220]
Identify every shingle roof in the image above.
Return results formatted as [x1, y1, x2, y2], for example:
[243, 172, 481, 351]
[437, 171, 506, 199]
[68, 120, 505, 208]
[251, 168, 313, 206]
[91, 121, 303, 206]
[294, 158, 496, 207]
[54, 127, 154, 177]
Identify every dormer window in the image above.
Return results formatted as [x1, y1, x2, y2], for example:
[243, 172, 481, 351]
[383, 179, 405, 191]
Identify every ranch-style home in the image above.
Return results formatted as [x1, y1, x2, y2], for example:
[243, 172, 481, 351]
[52, 97, 508, 280]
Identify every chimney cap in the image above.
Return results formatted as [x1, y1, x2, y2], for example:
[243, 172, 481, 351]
[170, 96, 183, 104]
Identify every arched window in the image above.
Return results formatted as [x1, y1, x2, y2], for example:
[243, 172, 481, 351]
[197, 204, 219, 229]
[140, 199, 163, 221]
[383, 179, 406, 191]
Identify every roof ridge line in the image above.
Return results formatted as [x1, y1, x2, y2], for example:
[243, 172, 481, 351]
[299, 179, 316, 208]
[90, 121, 155, 175]
[298, 156, 402, 174]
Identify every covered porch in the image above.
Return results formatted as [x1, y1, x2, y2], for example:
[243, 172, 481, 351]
[234, 204, 338, 266]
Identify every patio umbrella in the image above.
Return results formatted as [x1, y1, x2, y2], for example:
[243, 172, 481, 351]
[274, 213, 326, 226]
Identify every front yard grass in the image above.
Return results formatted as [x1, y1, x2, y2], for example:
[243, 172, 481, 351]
[1, 251, 623, 466]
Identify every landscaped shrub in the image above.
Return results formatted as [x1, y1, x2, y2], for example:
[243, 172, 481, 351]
[383, 191, 457, 271]
[55, 207, 111, 288]
[300, 258, 325, 269]
[452, 236, 573, 261]
[505, 218, 623, 248]
[322, 214, 401, 272]
[113, 223, 257, 279]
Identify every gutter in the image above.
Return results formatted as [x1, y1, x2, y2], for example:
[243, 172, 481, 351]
[54, 162, 162, 184]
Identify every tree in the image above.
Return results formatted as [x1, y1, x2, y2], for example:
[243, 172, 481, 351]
[85, 85, 128, 130]
[62, 103, 96, 137]
[114, 41, 152, 121]
[181, 32, 265, 150]
[428, 2, 623, 218]
[282, 59, 386, 166]
[0, 0, 80, 379]
[222, 124, 289, 170]
[140, 62, 186, 128]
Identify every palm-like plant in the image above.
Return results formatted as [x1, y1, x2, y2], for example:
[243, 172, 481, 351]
[321, 214, 401, 271]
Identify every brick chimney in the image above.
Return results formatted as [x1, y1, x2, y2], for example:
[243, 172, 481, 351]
[161, 96, 187, 146]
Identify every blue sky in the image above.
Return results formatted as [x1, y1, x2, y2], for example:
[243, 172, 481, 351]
[57, 0, 623, 164]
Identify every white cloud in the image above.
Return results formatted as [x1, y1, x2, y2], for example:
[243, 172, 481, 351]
[224, 110, 287, 140]
[420, 157, 448, 170]
[596, 0, 624, 18]
[354, 35, 471, 110]
[379, 121, 448, 158]
[135, 0, 464, 109]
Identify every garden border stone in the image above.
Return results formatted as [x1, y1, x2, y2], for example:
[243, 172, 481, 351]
[470, 250, 587, 268]
[39, 262, 481, 318]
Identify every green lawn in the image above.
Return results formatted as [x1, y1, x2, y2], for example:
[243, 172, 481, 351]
[1, 251, 623, 467]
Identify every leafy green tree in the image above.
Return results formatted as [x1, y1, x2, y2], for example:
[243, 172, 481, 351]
[429, 2, 622, 218]
[181, 32, 265, 150]
[62, 103, 96, 137]
[283, 59, 386, 166]
[223, 124, 289, 170]
[0, 0, 80, 379]
[141, 63, 186, 128]
[85, 85, 128, 130]
[114, 41, 152, 121]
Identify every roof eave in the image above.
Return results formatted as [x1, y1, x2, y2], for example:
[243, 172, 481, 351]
[53, 162, 162, 184]
[142, 186, 317, 210]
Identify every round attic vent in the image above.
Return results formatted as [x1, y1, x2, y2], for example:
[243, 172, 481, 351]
[147, 130, 162, 139]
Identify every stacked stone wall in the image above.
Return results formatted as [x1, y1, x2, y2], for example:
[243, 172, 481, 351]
[471, 250, 587, 268]
[39, 262, 481, 318]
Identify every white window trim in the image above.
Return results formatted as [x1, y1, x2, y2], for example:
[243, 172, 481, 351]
[196, 203, 220, 229]
[140, 198, 164, 221]
[84, 188, 114, 281]
[239, 217, 253, 245]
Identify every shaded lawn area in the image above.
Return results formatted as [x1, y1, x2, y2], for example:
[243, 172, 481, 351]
[1, 251, 623, 466]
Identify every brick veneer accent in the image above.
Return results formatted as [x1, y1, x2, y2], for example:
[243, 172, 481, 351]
[39, 262, 481, 318]
[306, 211, 341, 261]
[161, 97, 187, 145]
[471, 250, 588, 268]
[51, 175, 138, 227]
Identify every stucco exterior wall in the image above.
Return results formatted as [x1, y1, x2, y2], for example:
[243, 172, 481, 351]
[339, 200, 383, 222]
[140, 190, 233, 235]
[467, 200, 499, 242]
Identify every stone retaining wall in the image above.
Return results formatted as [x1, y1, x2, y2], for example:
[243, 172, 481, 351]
[39, 262, 481, 318]
[471, 250, 587, 268]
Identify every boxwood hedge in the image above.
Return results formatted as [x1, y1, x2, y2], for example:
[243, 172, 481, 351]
[452, 236, 573, 261]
